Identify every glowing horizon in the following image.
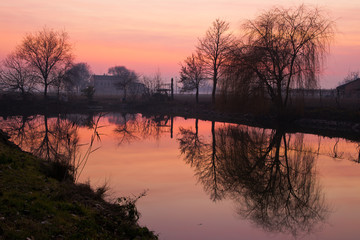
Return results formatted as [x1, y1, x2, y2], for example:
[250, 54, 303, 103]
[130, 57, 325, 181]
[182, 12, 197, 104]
[1, 0, 360, 88]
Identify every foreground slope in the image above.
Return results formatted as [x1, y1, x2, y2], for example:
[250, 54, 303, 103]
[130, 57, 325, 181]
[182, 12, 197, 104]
[0, 130, 156, 239]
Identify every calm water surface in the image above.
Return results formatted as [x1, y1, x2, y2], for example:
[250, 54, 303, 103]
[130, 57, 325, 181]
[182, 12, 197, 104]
[1, 113, 360, 240]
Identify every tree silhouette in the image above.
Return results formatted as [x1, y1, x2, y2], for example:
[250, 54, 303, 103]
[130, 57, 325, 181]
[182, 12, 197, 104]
[178, 123, 329, 237]
[108, 66, 138, 102]
[63, 62, 91, 93]
[0, 52, 37, 98]
[114, 113, 140, 145]
[113, 113, 173, 145]
[197, 19, 234, 104]
[179, 54, 206, 103]
[17, 27, 73, 97]
[178, 119, 207, 165]
[178, 120, 225, 201]
[216, 126, 329, 237]
[234, 5, 335, 111]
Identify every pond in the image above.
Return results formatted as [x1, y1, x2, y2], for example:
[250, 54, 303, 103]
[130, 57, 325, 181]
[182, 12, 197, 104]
[1, 113, 360, 240]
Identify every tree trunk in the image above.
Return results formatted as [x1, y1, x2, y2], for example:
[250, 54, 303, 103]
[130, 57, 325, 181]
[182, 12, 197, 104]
[44, 84, 48, 98]
[211, 120, 219, 200]
[212, 76, 217, 105]
[195, 118, 199, 137]
[57, 84, 61, 100]
[21, 88, 26, 100]
[276, 82, 284, 113]
[196, 87, 199, 104]
[44, 115, 50, 161]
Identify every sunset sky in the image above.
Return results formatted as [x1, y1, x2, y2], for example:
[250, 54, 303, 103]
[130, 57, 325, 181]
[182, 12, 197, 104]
[1, 0, 359, 88]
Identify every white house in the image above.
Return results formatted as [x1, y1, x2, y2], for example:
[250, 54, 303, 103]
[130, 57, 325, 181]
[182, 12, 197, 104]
[90, 75, 146, 97]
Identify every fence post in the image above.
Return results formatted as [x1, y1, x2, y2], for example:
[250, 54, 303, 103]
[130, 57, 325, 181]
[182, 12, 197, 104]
[171, 78, 174, 101]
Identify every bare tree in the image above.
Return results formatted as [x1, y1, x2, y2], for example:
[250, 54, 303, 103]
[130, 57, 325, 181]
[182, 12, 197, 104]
[141, 76, 155, 97]
[179, 53, 206, 103]
[237, 5, 334, 111]
[339, 70, 359, 86]
[108, 66, 138, 101]
[197, 19, 234, 104]
[0, 52, 37, 98]
[17, 27, 73, 97]
[152, 68, 163, 91]
[141, 69, 164, 97]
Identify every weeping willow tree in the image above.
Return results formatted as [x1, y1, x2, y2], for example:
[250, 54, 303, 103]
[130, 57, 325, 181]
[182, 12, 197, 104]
[235, 5, 335, 111]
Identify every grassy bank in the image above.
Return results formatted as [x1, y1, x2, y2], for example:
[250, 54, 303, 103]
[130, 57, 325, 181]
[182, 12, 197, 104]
[0, 130, 157, 239]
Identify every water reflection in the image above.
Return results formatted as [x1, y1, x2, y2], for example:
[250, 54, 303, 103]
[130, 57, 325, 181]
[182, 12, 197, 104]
[112, 113, 174, 145]
[355, 144, 360, 163]
[113, 113, 140, 145]
[0, 113, 174, 179]
[1, 113, 359, 239]
[178, 123, 330, 237]
[0, 113, 101, 181]
[179, 120, 226, 201]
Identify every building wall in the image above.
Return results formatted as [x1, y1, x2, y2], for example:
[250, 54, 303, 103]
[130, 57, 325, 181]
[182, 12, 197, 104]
[94, 80, 123, 96]
[337, 79, 360, 98]
[91, 75, 124, 96]
[343, 79, 360, 97]
[91, 75, 146, 97]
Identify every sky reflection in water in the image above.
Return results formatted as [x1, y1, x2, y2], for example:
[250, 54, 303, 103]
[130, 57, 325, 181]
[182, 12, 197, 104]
[1, 113, 360, 240]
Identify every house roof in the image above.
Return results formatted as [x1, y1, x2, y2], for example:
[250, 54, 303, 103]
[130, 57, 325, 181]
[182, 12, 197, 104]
[92, 74, 145, 87]
[92, 75, 122, 81]
[336, 78, 360, 90]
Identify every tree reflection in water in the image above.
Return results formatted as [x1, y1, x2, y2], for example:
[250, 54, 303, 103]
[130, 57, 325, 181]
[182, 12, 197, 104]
[178, 123, 330, 237]
[179, 120, 226, 201]
[113, 113, 173, 145]
[0, 113, 103, 181]
[113, 113, 141, 145]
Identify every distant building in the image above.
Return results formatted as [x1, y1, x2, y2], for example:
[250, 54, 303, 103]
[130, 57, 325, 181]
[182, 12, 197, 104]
[289, 88, 336, 98]
[337, 78, 360, 98]
[90, 75, 146, 97]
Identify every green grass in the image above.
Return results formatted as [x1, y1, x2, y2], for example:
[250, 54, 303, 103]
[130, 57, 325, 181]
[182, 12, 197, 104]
[0, 132, 157, 239]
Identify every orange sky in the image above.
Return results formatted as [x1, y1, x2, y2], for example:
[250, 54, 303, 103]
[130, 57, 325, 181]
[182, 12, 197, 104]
[1, 0, 360, 88]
